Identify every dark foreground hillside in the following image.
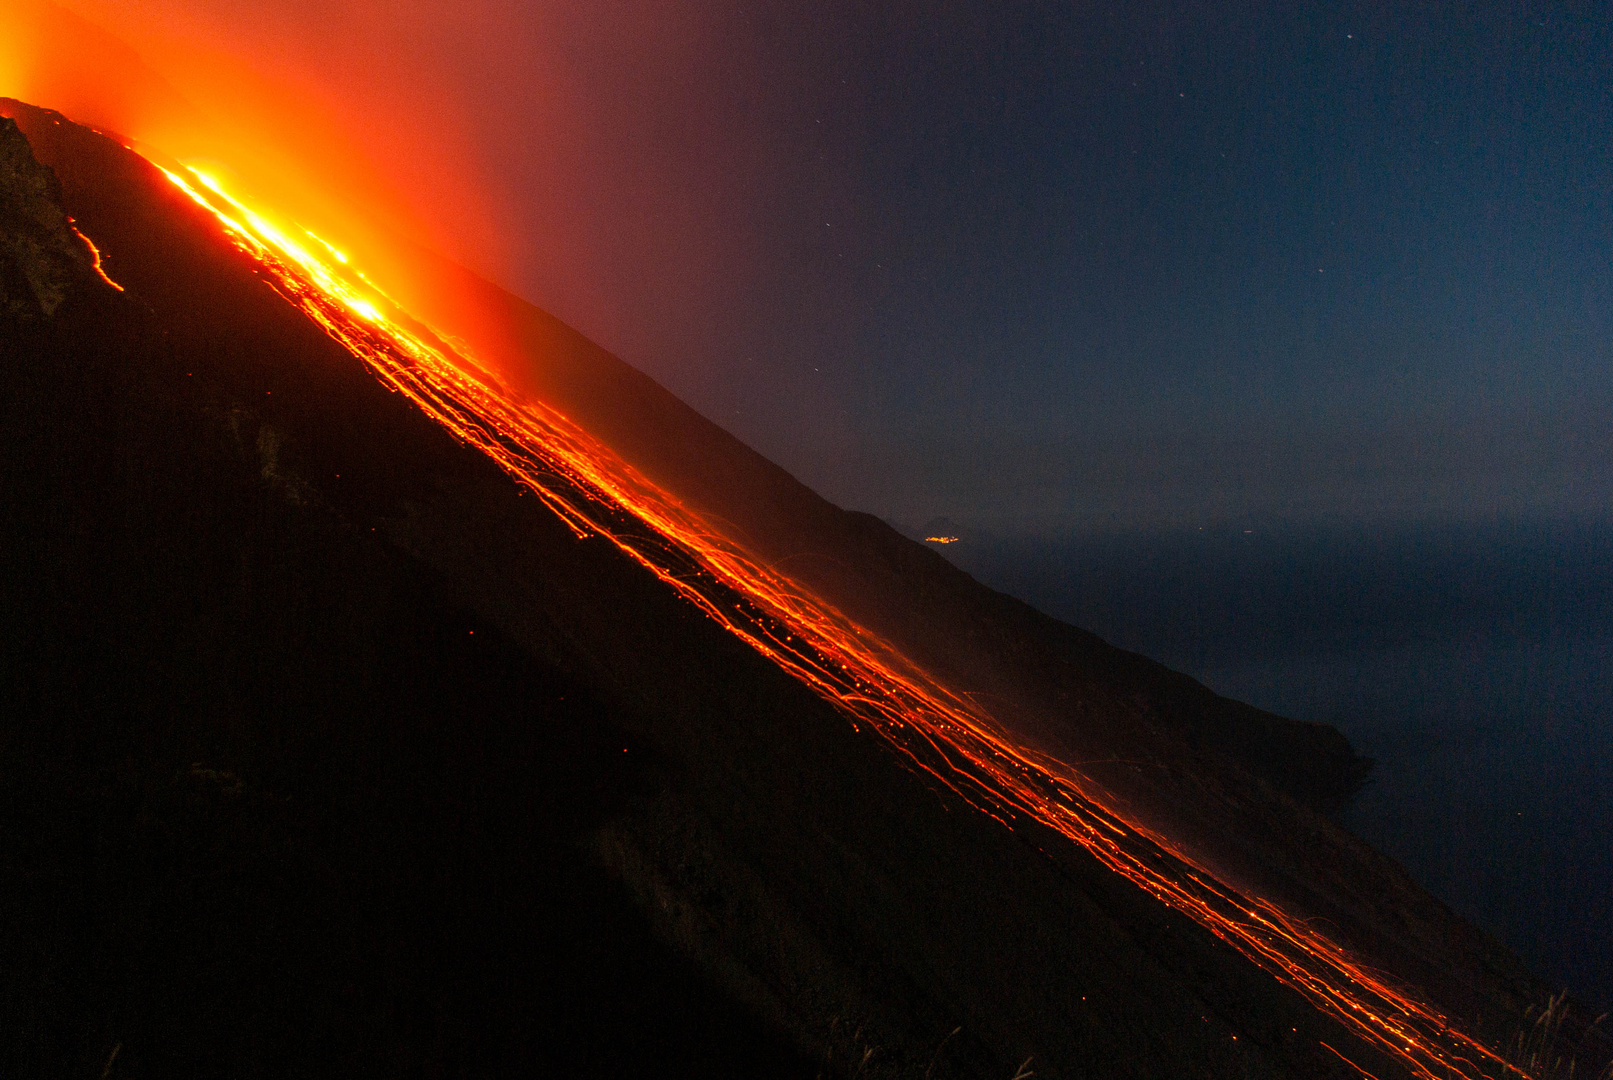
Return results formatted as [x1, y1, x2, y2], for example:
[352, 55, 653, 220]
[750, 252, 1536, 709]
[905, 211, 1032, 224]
[2, 102, 1603, 1078]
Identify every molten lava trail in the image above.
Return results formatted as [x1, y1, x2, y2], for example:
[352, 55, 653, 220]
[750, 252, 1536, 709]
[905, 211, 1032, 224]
[157, 163, 1522, 1080]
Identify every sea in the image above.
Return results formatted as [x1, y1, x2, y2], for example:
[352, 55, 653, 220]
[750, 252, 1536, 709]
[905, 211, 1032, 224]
[938, 518, 1613, 1013]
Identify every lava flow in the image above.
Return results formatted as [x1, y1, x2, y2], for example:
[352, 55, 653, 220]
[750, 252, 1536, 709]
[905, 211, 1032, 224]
[154, 161, 1525, 1080]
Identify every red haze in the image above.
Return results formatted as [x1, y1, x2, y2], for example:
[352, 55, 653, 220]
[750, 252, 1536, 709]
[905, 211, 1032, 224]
[3, 0, 512, 285]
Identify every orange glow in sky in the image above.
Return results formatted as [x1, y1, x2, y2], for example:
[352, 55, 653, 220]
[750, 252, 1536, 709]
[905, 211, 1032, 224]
[1, 0, 512, 349]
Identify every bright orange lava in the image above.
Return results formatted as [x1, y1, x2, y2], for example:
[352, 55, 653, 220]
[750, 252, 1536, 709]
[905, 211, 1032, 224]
[68, 220, 125, 291]
[155, 161, 1526, 1080]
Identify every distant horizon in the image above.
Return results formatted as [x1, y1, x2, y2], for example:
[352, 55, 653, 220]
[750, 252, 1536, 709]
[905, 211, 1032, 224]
[882, 506, 1613, 544]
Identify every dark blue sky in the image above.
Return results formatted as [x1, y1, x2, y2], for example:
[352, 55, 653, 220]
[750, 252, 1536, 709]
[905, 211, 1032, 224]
[454, 1, 1612, 534]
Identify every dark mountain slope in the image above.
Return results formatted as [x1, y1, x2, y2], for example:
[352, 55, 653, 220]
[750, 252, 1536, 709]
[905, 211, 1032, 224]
[3, 103, 1599, 1078]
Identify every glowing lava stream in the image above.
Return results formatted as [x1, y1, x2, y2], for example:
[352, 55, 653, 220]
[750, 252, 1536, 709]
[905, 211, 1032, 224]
[157, 163, 1522, 1080]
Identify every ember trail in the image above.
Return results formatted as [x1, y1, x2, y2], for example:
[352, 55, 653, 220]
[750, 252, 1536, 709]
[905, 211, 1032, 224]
[157, 161, 1520, 1080]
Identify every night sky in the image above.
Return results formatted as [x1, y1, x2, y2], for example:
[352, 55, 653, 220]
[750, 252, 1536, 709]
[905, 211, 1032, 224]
[25, 0, 1613, 534]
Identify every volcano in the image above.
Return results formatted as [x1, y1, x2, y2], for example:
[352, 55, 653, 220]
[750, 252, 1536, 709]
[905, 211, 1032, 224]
[1, 99, 1606, 1080]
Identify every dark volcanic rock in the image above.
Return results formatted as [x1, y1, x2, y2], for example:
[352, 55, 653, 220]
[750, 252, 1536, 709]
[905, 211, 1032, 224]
[0, 115, 89, 319]
[3, 97, 1603, 1080]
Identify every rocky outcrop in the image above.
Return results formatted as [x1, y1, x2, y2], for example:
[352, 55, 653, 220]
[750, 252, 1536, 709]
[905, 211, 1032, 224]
[0, 115, 89, 319]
